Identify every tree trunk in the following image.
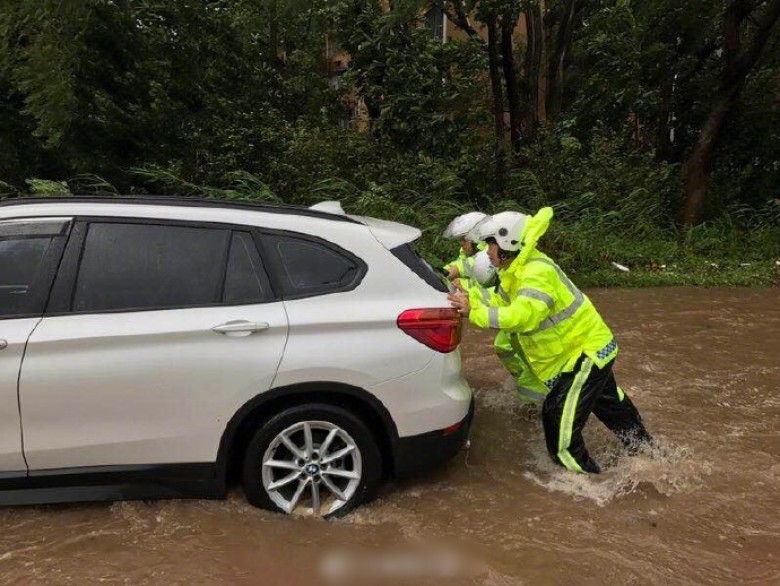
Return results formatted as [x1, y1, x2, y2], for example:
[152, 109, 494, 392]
[537, 0, 547, 124]
[680, 92, 738, 228]
[523, 4, 545, 134]
[269, 0, 280, 65]
[679, 0, 780, 228]
[487, 17, 506, 196]
[546, 0, 577, 121]
[500, 20, 522, 152]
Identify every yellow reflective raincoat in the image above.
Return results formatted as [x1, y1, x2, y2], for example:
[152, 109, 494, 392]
[445, 242, 488, 289]
[467, 208, 618, 390]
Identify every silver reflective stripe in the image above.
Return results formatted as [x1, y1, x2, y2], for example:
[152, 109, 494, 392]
[519, 259, 584, 336]
[481, 288, 491, 305]
[517, 287, 554, 309]
[557, 357, 594, 473]
[488, 307, 500, 328]
[497, 286, 510, 303]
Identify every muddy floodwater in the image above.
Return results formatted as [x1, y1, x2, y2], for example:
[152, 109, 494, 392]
[0, 287, 778, 586]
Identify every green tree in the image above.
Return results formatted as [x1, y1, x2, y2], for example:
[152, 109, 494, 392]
[550, 0, 780, 227]
[680, 0, 780, 228]
[336, 0, 488, 159]
[0, 0, 345, 189]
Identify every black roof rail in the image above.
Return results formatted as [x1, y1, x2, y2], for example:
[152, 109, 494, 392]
[0, 195, 360, 224]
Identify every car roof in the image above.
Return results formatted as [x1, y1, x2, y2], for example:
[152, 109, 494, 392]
[0, 196, 361, 225]
[0, 195, 424, 248]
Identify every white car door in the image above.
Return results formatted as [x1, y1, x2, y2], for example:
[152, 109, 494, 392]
[20, 221, 288, 470]
[0, 320, 37, 472]
[0, 218, 70, 472]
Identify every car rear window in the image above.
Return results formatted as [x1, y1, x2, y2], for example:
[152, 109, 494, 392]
[391, 243, 449, 292]
[260, 233, 364, 299]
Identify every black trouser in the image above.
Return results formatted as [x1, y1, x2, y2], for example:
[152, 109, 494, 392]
[541, 356, 652, 473]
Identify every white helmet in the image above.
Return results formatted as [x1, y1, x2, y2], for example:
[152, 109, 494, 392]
[442, 211, 487, 240]
[471, 250, 497, 285]
[468, 211, 528, 252]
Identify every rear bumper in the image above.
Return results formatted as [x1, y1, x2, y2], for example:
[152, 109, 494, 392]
[392, 397, 474, 480]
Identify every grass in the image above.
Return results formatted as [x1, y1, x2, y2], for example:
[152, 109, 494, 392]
[537, 221, 780, 288]
[572, 261, 779, 288]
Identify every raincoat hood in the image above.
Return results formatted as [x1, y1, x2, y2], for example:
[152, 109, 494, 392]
[508, 206, 553, 270]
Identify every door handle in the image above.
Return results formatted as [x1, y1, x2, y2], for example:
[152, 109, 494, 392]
[211, 320, 270, 337]
[0, 340, 6, 350]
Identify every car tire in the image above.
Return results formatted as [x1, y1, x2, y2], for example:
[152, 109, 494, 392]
[242, 403, 382, 518]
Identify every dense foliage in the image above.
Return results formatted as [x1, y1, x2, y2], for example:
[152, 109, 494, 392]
[0, 0, 778, 285]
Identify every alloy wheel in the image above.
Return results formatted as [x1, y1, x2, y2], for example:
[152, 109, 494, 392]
[261, 420, 363, 516]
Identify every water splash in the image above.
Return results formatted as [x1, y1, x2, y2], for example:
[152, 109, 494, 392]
[523, 439, 712, 506]
[338, 496, 424, 541]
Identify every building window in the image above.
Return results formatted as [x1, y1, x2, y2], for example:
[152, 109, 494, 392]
[425, 8, 445, 42]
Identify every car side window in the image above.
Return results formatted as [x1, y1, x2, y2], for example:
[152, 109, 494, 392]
[262, 234, 364, 298]
[223, 232, 270, 304]
[73, 222, 230, 312]
[0, 220, 69, 319]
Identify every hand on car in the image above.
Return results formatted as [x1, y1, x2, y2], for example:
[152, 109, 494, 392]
[448, 284, 470, 317]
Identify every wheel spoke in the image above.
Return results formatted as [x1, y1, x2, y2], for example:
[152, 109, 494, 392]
[303, 423, 314, 458]
[319, 428, 339, 457]
[287, 478, 309, 513]
[263, 459, 299, 471]
[311, 480, 321, 515]
[268, 470, 301, 491]
[321, 445, 355, 465]
[280, 433, 305, 460]
[321, 468, 359, 480]
[320, 475, 347, 501]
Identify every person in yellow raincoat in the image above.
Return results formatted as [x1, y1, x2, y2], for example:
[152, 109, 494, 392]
[448, 207, 653, 473]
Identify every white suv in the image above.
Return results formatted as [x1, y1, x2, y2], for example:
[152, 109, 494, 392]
[0, 197, 472, 517]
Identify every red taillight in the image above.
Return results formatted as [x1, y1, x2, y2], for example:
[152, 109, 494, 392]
[397, 308, 462, 353]
[441, 420, 463, 436]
